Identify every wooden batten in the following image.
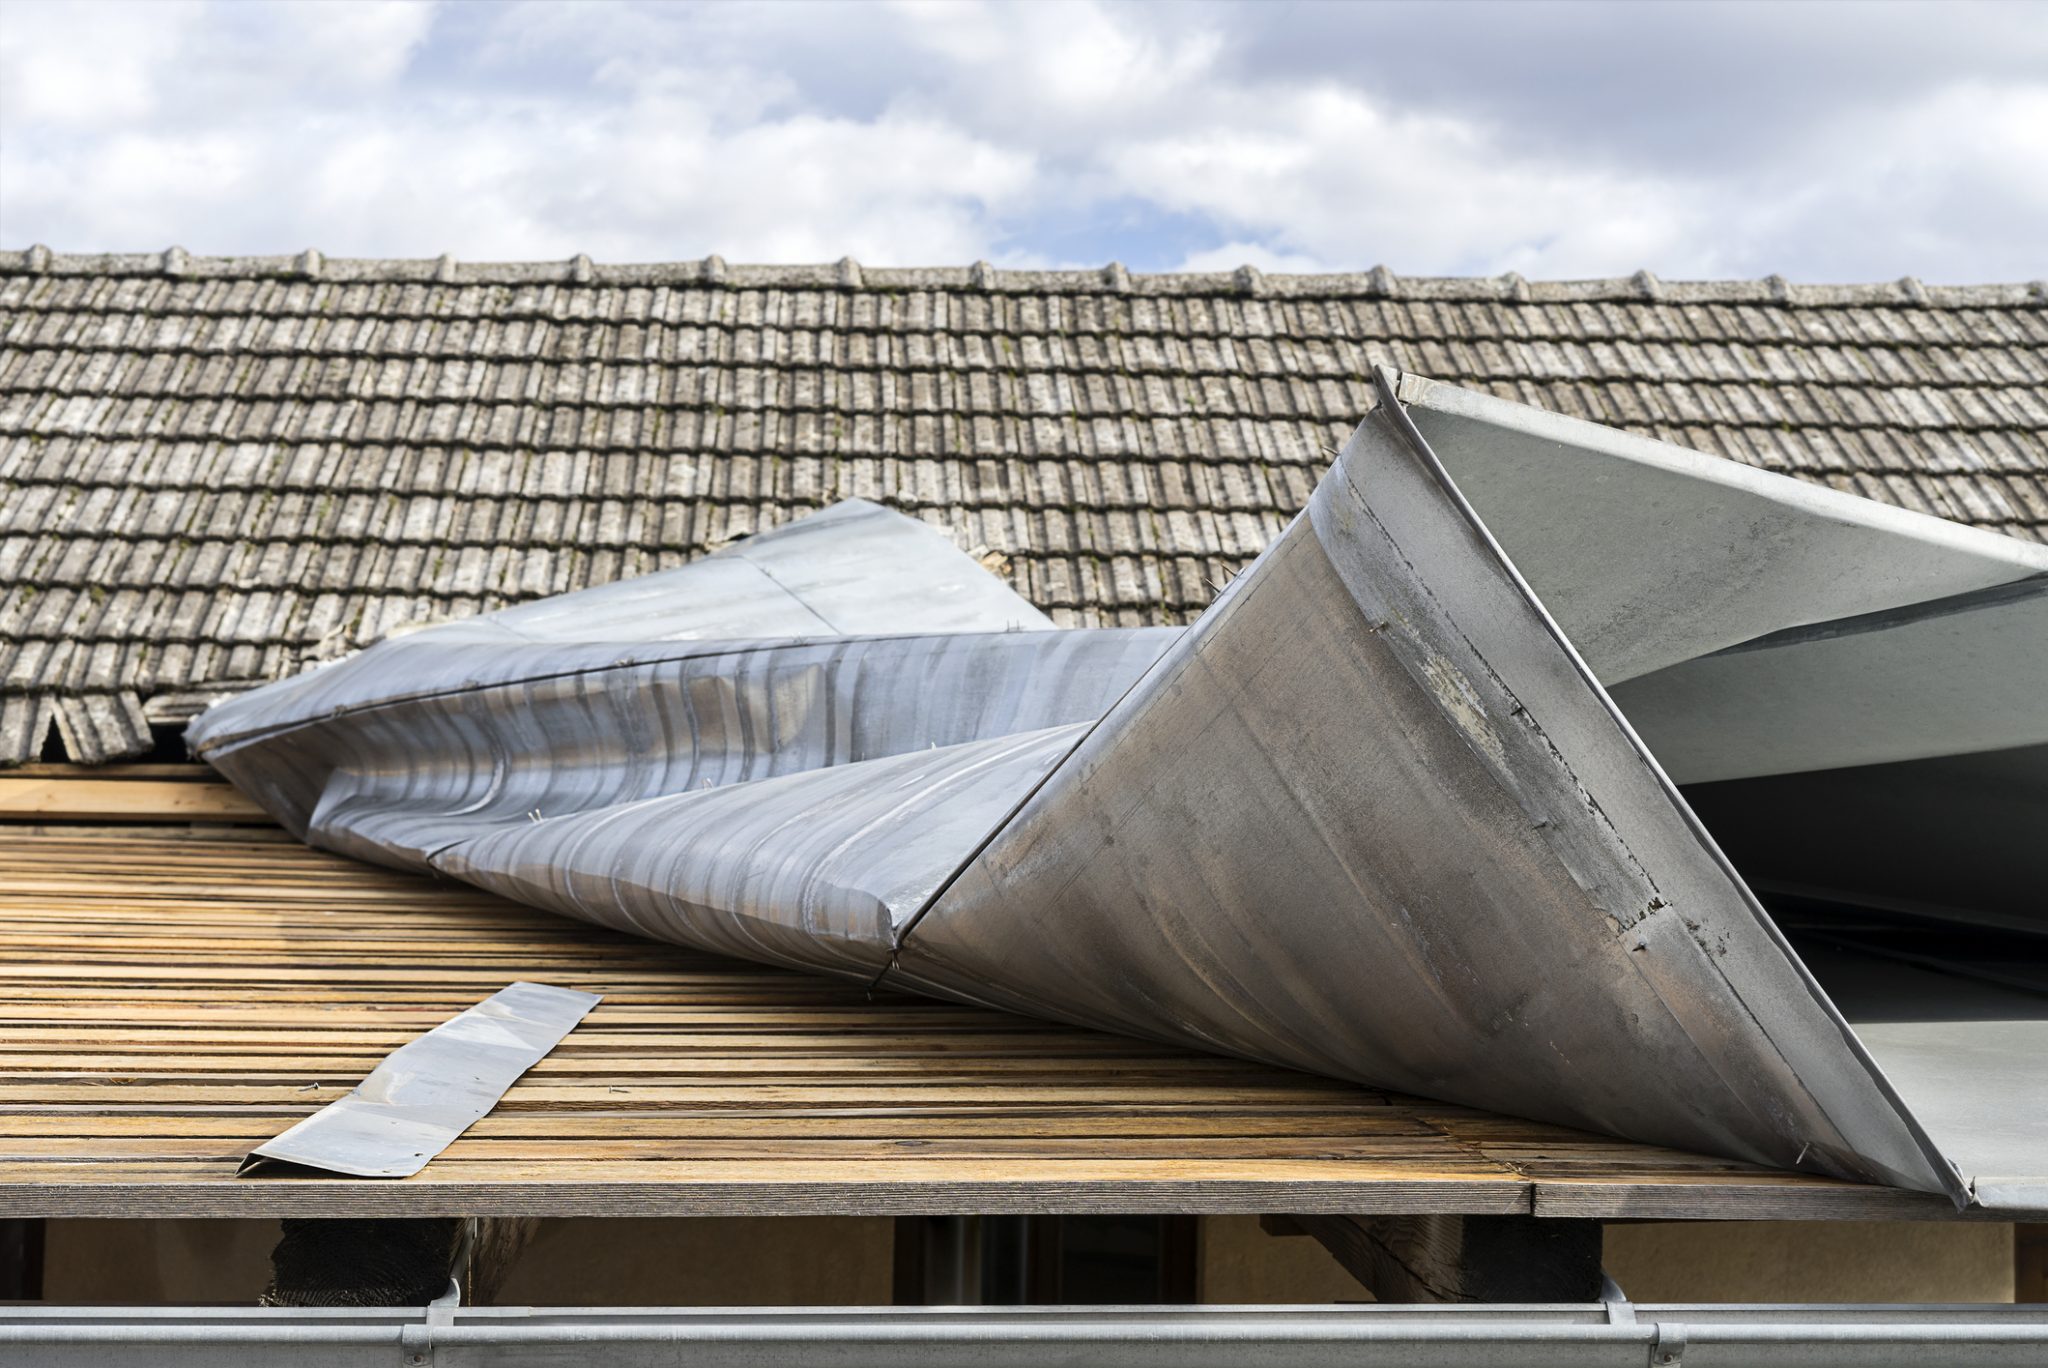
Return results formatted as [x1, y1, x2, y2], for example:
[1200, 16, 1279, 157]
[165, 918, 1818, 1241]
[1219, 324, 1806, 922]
[0, 826, 1967, 1222]
[0, 764, 270, 824]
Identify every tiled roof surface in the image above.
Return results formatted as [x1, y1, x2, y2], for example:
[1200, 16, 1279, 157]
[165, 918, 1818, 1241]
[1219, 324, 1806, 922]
[3, 248, 2045, 763]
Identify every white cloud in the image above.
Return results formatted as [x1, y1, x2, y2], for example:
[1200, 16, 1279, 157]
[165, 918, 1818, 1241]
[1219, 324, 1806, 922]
[283, 0, 435, 89]
[892, 0, 1222, 135]
[0, 0, 433, 130]
[1175, 240, 1331, 275]
[1, 0, 2043, 281]
[1103, 84, 1700, 279]
[1766, 80, 2048, 280]
[0, 0, 205, 127]
[0, 0, 1036, 263]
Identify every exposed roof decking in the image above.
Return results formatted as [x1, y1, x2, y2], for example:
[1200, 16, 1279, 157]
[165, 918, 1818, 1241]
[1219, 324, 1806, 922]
[0, 772, 1971, 1222]
[3, 252, 2045, 762]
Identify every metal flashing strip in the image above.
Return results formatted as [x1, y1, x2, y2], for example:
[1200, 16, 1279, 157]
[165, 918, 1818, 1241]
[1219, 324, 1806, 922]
[6, 1304, 2045, 1368]
[239, 982, 600, 1179]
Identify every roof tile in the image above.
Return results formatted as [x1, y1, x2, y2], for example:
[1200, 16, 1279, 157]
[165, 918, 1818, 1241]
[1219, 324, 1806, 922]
[3, 252, 2043, 760]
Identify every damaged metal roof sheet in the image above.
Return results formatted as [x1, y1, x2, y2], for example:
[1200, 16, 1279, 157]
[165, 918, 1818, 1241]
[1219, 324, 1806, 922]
[189, 370, 2048, 1210]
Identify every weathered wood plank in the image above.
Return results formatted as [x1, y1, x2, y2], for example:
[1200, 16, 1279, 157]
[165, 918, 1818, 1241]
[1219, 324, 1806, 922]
[0, 1175, 1539, 1220]
[0, 1114, 1445, 1140]
[5, 765, 213, 780]
[0, 826, 1957, 1222]
[0, 777, 270, 823]
[1529, 1175, 1967, 1221]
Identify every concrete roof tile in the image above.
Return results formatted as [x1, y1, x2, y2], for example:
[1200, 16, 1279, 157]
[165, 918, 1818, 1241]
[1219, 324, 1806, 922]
[3, 251, 2043, 759]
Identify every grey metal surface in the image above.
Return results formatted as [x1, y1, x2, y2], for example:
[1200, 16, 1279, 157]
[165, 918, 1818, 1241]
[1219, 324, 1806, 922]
[1805, 946, 2048, 1213]
[192, 371, 2048, 1210]
[1400, 375, 2048, 785]
[1399, 374, 2048, 688]
[475, 495, 1058, 642]
[240, 982, 599, 1179]
[188, 496, 1057, 754]
[201, 629, 1167, 883]
[190, 501, 1169, 981]
[435, 724, 1088, 979]
[8, 1303, 2047, 1368]
[892, 380, 1952, 1198]
[1613, 576, 2048, 782]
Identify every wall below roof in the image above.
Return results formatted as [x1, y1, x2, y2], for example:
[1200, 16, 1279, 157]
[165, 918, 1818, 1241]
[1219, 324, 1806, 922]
[36, 1215, 2020, 1305]
[1602, 1221, 2016, 1303]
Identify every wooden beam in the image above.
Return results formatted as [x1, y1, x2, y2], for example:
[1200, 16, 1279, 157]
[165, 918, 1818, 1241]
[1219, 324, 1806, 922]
[468, 1216, 542, 1304]
[6, 764, 207, 779]
[1262, 1212, 1602, 1303]
[0, 774, 270, 823]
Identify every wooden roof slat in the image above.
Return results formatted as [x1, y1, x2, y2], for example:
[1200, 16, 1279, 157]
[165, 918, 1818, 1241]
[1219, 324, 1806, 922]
[0, 817, 1968, 1222]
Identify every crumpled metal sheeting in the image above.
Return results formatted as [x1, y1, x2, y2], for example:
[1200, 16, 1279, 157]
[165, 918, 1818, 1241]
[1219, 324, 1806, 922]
[892, 400, 1952, 1198]
[437, 726, 1086, 979]
[187, 496, 1055, 753]
[475, 496, 1057, 643]
[190, 504, 1159, 983]
[202, 628, 1173, 868]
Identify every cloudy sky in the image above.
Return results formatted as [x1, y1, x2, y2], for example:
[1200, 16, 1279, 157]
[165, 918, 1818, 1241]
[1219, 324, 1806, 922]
[3, 0, 2045, 281]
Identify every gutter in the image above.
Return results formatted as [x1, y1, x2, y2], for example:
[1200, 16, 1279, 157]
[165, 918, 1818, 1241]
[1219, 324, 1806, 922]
[7, 1303, 2046, 1368]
